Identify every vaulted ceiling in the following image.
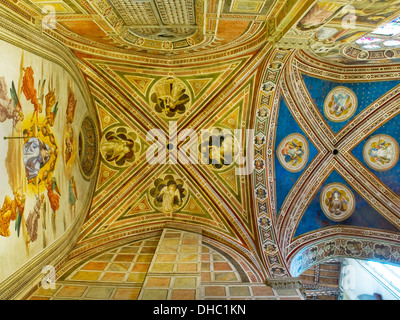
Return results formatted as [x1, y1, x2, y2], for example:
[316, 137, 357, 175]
[6, 0, 400, 281]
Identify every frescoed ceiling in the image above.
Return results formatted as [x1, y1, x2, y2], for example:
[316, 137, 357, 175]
[3, 0, 400, 282]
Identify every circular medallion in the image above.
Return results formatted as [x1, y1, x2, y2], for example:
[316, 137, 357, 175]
[320, 183, 355, 221]
[199, 127, 240, 170]
[277, 134, 309, 172]
[324, 86, 357, 122]
[363, 134, 399, 171]
[100, 126, 141, 167]
[150, 77, 191, 119]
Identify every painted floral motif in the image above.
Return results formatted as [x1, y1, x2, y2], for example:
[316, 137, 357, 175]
[277, 134, 308, 172]
[320, 183, 355, 221]
[363, 134, 399, 171]
[324, 86, 357, 122]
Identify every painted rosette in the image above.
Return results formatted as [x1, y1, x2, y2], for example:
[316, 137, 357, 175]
[320, 183, 355, 222]
[277, 133, 309, 172]
[323, 86, 357, 122]
[363, 134, 399, 171]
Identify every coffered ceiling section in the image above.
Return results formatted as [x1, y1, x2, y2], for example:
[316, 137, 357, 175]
[14, 0, 277, 55]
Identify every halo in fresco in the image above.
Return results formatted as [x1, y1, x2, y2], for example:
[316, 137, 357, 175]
[323, 86, 357, 122]
[320, 183, 355, 221]
[277, 133, 309, 172]
[363, 134, 399, 171]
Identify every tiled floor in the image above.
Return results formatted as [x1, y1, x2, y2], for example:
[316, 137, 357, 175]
[29, 236, 160, 300]
[28, 229, 305, 300]
[201, 245, 241, 282]
[138, 229, 202, 300]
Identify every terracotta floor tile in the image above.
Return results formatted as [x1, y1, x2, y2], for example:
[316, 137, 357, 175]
[164, 232, 181, 238]
[141, 289, 168, 300]
[100, 272, 126, 282]
[144, 240, 159, 246]
[229, 286, 250, 296]
[84, 287, 114, 299]
[71, 271, 101, 281]
[252, 285, 274, 296]
[146, 277, 171, 288]
[201, 272, 211, 282]
[173, 277, 197, 288]
[179, 254, 197, 263]
[127, 272, 146, 283]
[108, 262, 130, 272]
[204, 286, 226, 297]
[161, 239, 180, 246]
[113, 288, 140, 300]
[140, 246, 156, 253]
[151, 262, 174, 272]
[136, 254, 154, 262]
[81, 261, 108, 271]
[181, 239, 199, 245]
[201, 254, 210, 261]
[155, 254, 176, 262]
[33, 284, 60, 297]
[180, 246, 198, 253]
[213, 262, 232, 271]
[56, 285, 87, 298]
[131, 263, 150, 272]
[171, 289, 195, 300]
[177, 263, 197, 272]
[158, 245, 179, 253]
[214, 272, 238, 282]
[201, 262, 210, 271]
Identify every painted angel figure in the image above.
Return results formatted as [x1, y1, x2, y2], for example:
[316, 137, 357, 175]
[0, 191, 26, 237]
[23, 137, 54, 181]
[0, 77, 24, 128]
[281, 141, 305, 166]
[330, 91, 351, 116]
[157, 182, 182, 213]
[44, 79, 58, 126]
[369, 139, 394, 165]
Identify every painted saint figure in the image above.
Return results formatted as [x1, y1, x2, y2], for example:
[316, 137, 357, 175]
[329, 91, 351, 116]
[281, 141, 305, 166]
[26, 194, 43, 242]
[327, 190, 348, 216]
[369, 139, 395, 165]
[68, 176, 78, 218]
[23, 137, 54, 181]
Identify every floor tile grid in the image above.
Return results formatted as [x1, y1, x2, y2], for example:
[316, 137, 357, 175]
[201, 283, 279, 300]
[29, 237, 160, 300]
[148, 230, 202, 274]
[201, 247, 242, 282]
[65, 239, 158, 284]
[139, 229, 202, 300]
